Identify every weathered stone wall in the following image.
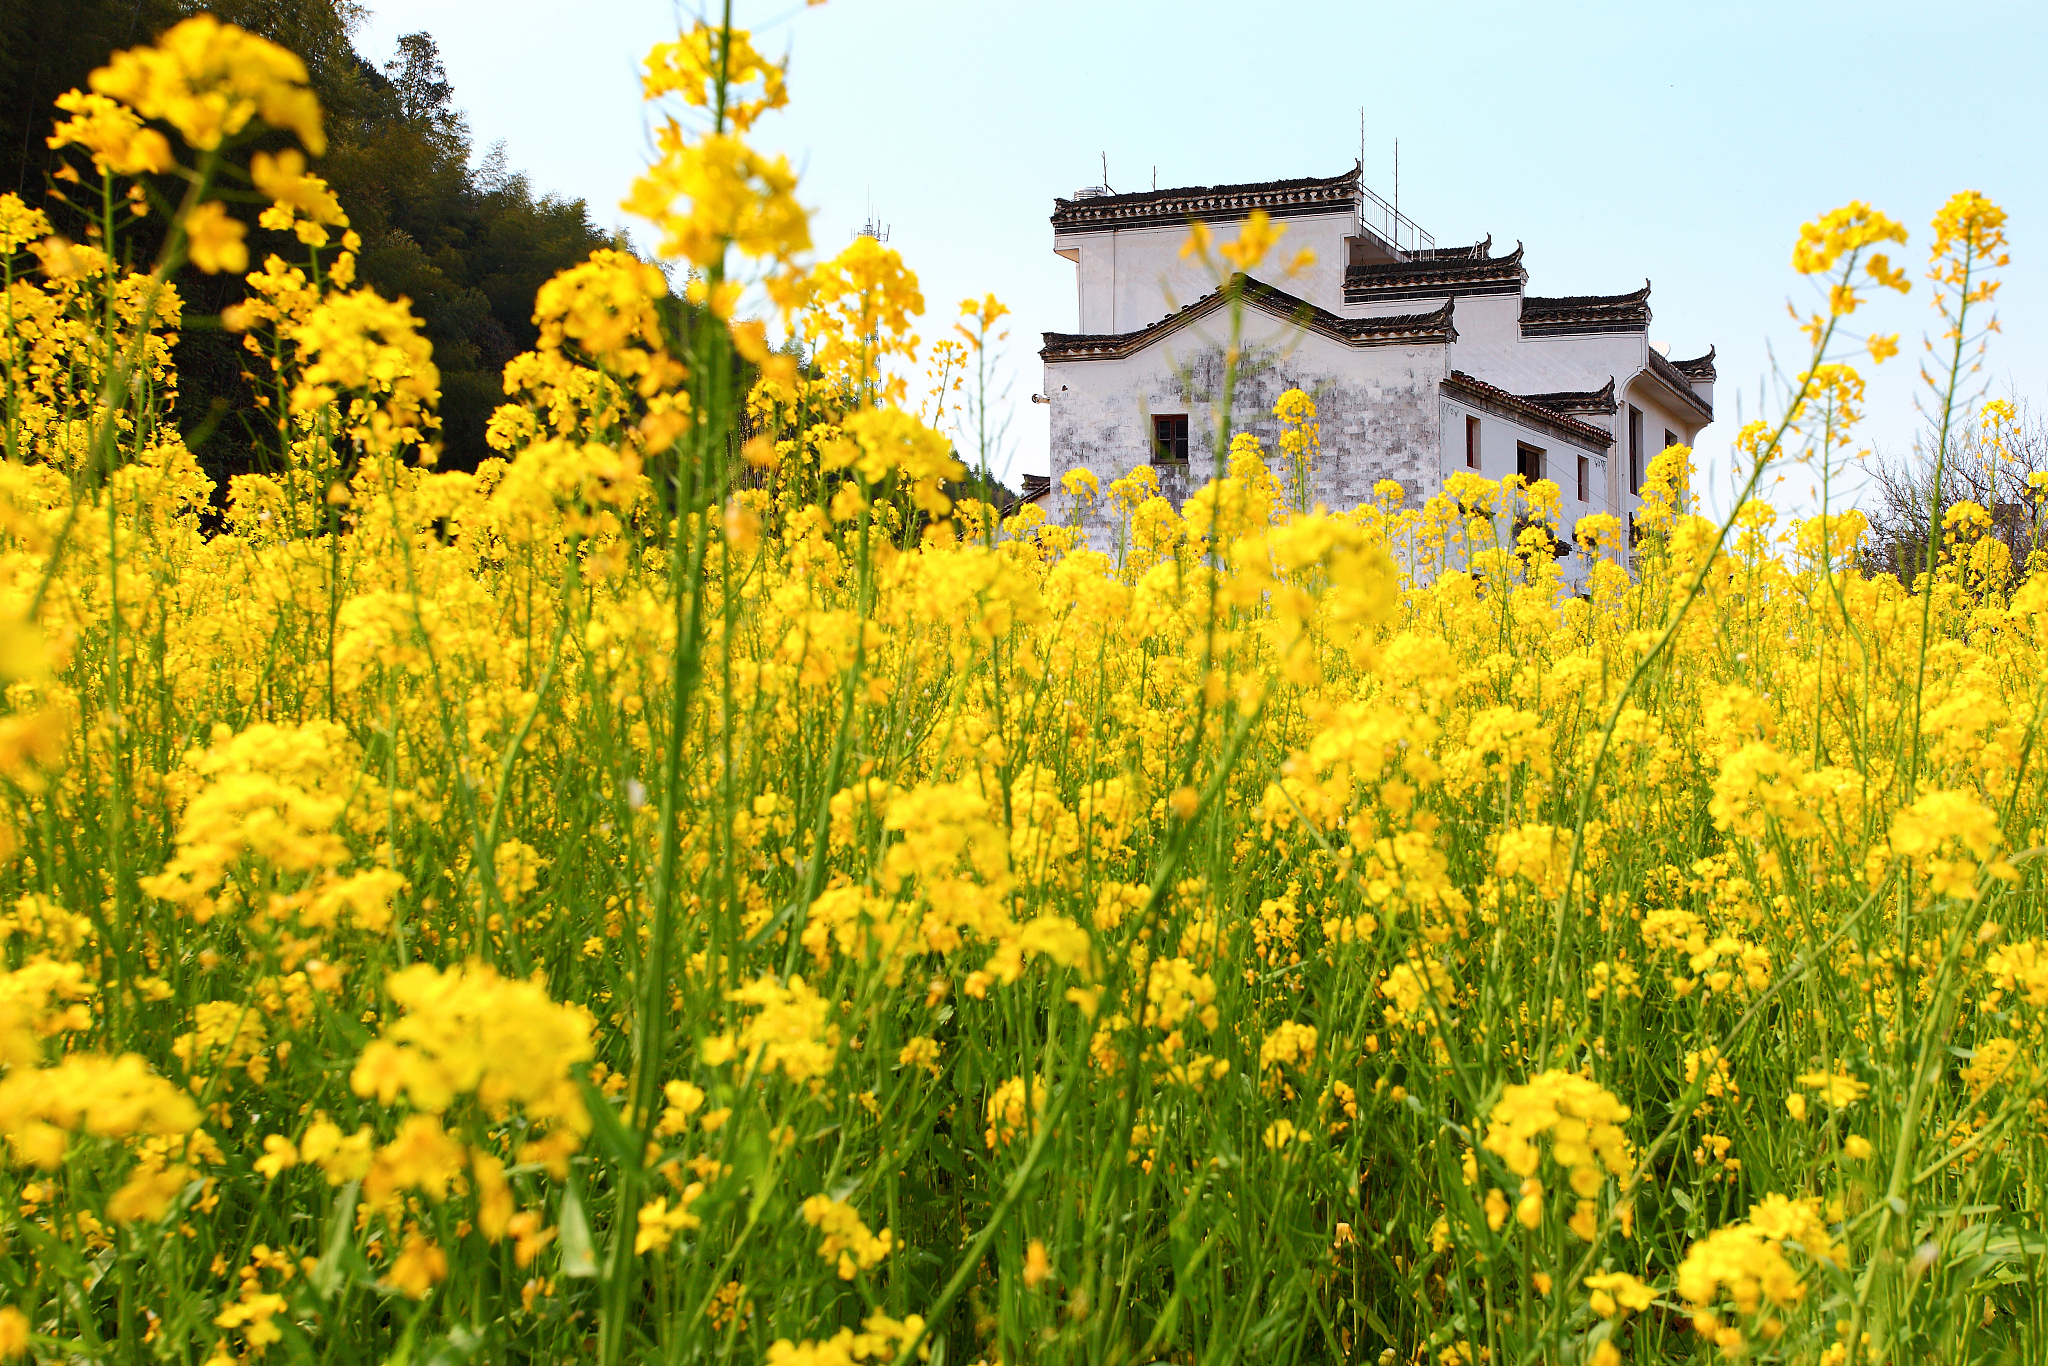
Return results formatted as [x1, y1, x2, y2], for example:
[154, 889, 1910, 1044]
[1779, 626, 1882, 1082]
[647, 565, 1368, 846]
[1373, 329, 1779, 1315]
[1043, 320, 1447, 543]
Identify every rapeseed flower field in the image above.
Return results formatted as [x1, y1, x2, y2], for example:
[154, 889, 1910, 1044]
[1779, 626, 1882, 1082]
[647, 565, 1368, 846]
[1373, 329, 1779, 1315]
[0, 11, 2039, 1366]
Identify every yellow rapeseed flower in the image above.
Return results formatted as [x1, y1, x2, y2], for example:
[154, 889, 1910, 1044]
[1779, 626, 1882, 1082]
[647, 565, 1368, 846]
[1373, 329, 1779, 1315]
[88, 16, 324, 154]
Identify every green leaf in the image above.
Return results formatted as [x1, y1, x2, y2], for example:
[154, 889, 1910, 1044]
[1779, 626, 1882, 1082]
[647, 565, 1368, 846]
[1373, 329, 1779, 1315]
[311, 1178, 361, 1300]
[580, 1079, 644, 1174]
[1352, 1297, 1398, 1349]
[1945, 1221, 2047, 1263]
[559, 1181, 598, 1278]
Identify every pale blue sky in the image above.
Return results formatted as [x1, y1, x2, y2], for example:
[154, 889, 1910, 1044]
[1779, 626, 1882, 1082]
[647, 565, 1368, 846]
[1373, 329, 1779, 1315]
[358, 0, 2046, 513]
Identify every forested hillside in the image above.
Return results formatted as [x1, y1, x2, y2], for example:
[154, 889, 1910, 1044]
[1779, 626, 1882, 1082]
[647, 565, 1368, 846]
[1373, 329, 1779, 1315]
[0, 0, 613, 472]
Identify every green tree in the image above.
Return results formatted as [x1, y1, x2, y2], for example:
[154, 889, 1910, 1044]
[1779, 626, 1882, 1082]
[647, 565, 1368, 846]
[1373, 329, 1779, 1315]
[0, 1, 613, 478]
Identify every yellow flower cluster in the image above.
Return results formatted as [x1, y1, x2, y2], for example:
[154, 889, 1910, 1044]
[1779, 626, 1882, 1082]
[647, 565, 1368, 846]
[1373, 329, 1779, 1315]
[351, 962, 592, 1136]
[0, 1052, 197, 1170]
[764, 1313, 928, 1366]
[704, 974, 840, 1084]
[800, 1194, 894, 1279]
[1482, 1071, 1634, 1198]
[1676, 1194, 1842, 1353]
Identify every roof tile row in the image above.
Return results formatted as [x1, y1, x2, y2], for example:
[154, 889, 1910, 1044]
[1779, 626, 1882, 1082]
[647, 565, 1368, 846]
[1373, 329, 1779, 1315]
[1051, 166, 1360, 234]
[1520, 284, 1653, 336]
[1344, 241, 1528, 302]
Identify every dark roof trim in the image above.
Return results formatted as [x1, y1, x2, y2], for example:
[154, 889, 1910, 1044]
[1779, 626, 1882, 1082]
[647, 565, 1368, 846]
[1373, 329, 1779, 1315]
[1669, 345, 1716, 384]
[1643, 348, 1715, 421]
[1041, 276, 1455, 363]
[1345, 241, 1526, 303]
[1443, 371, 1615, 452]
[1520, 377, 1617, 417]
[1520, 282, 1652, 337]
[1051, 165, 1359, 234]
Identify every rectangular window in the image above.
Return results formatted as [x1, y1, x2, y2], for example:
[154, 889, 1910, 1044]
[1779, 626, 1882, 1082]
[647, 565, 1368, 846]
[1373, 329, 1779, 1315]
[1465, 415, 1480, 469]
[1517, 443, 1544, 483]
[1664, 428, 1678, 454]
[1151, 414, 1189, 464]
[1577, 455, 1589, 504]
[1627, 405, 1643, 495]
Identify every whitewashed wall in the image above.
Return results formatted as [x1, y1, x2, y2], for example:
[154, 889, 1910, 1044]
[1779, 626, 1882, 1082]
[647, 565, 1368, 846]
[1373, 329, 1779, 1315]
[1438, 394, 1613, 590]
[1615, 373, 1712, 536]
[1054, 209, 1355, 335]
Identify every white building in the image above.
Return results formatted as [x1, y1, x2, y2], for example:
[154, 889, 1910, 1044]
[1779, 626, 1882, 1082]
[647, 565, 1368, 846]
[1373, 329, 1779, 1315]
[1038, 165, 1714, 575]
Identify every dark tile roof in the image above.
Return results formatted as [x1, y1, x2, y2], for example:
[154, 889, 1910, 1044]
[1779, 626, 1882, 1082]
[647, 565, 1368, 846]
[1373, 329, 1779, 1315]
[1041, 275, 1455, 363]
[1406, 234, 1492, 262]
[1520, 283, 1652, 337]
[1644, 347, 1714, 420]
[1442, 371, 1615, 451]
[1519, 377, 1618, 417]
[1344, 239, 1527, 303]
[1669, 346, 1715, 384]
[1051, 165, 1359, 234]
[993, 474, 1051, 518]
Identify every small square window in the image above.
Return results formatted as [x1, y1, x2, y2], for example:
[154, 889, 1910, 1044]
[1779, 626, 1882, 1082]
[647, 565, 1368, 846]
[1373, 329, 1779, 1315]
[1465, 415, 1480, 469]
[1664, 428, 1678, 453]
[1576, 455, 1589, 504]
[1152, 414, 1189, 464]
[1517, 443, 1545, 483]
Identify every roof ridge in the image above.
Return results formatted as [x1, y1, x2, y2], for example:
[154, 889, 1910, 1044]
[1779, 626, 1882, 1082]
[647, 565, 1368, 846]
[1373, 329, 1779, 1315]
[1404, 233, 1493, 263]
[1522, 281, 1653, 311]
[1520, 282, 1652, 337]
[1348, 242, 1524, 276]
[1669, 345, 1716, 382]
[1644, 347, 1715, 420]
[1343, 242, 1526, 304]
[1519, 376, 1618, 417]
[1042, 274, 1455, 362]
[1054, 165, 1358, 213]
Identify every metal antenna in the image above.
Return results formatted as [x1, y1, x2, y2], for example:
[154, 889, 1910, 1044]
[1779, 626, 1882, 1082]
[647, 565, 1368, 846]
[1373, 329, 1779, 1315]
[1394, 138, 1399, 243]
[1101, 151, 1111, 193]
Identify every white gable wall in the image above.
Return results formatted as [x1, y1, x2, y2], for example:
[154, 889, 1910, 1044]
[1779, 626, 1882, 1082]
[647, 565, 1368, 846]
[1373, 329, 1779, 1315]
[1055, 210, 1355, 334]
[1451, 303, 1644, 392]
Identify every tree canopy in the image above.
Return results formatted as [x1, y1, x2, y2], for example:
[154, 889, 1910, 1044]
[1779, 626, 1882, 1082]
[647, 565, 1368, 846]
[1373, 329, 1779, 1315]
[0, 0, 614, 475]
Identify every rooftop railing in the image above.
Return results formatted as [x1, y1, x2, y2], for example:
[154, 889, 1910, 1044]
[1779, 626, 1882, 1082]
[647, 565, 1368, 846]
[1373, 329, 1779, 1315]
[1359, 183, 1434, 256]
